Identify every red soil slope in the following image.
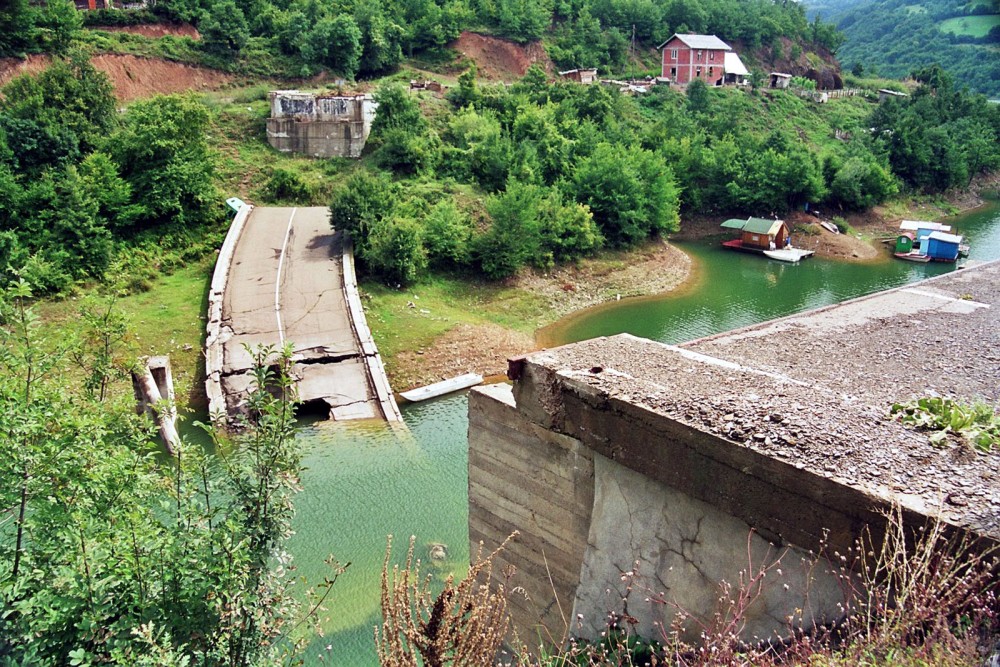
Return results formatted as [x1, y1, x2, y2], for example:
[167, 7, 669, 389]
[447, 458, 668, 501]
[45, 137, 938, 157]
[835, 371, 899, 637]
[0, 53, 232, 101]
[449, 31, 552, 81]
[89, 23, 200, 39]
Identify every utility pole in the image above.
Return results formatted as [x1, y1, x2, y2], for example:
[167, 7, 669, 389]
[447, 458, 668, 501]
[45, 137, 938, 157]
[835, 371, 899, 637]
[630, 24, 636, 81]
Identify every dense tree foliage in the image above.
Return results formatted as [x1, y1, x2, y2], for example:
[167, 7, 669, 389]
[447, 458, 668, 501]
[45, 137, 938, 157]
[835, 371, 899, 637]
[869, 65, 1000, 192]
[17, 0, 841, 79]
[0, 60, 221, 294]
[816, 0, 1000, 98]
[329, 63, 999, 285]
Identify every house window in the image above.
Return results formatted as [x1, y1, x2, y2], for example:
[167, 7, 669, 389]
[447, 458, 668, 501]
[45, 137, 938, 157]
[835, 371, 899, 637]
[670, 49, 678, 60]
[697, 50, 703, 60]
[696, 67, 702, 78]
[709, 51, 715, 61]
[709, 67, 714, 78]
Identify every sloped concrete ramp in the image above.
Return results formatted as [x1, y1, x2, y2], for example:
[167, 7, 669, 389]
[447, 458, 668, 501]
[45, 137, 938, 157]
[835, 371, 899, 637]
[205, 206, 401, 424]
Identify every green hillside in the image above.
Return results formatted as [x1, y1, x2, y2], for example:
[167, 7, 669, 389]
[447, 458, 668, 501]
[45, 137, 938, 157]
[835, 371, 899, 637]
[807, 0, 1000, 97]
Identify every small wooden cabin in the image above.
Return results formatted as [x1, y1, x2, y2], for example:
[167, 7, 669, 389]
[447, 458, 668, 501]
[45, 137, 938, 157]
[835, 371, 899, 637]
[559, 68, 598, 84]
[721, 217, 790, 250]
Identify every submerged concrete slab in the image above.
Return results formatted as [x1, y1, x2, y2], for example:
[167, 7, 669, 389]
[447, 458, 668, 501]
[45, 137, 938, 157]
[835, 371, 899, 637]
[472, 260, 1000, 648]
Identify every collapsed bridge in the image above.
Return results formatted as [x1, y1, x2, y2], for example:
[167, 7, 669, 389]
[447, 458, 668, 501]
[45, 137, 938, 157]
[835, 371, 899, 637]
[205, 205, 401, 424]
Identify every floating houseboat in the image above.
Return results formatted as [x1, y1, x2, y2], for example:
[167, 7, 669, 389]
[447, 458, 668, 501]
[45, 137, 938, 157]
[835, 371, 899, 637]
[893, 221, 967, 263]
[721, 217, 815, 262]
[925, 231, 964, 262]
[892, 232, 931, 262]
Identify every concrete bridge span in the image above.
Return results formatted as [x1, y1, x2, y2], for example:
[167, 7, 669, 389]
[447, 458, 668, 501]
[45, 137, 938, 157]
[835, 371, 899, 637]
[470, 261, 1000, 648]
[205, 205, 401, 424]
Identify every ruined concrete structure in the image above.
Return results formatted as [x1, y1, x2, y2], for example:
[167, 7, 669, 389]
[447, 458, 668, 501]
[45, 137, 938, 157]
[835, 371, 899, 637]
[131, 356, 179, 454]
[469, 261, 1000, 649]
[266, 91, 377, 159]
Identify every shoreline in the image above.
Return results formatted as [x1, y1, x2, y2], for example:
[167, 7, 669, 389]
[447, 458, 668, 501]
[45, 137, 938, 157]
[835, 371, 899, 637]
[387, 175, 1000, 392]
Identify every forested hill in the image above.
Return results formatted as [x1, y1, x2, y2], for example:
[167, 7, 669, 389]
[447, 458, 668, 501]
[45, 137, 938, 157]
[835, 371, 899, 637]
[2, 0, 843, 80]
[806, 0, 1000, 97]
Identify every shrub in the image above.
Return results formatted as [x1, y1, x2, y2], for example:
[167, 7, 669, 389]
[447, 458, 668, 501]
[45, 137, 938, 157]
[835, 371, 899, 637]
[423, 199, 473, 268]
[475, 181, 545, 279]
[264, 168, 313, 203]
[362, 215, 427, 285]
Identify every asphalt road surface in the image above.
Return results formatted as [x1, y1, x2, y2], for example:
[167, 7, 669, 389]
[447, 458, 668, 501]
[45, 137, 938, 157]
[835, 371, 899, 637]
[221, 207, 381, 419]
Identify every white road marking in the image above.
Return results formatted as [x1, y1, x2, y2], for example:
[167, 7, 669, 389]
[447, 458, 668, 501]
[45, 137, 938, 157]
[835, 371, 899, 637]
[275, 208, 297, 345]
[901, 288, 990, 309]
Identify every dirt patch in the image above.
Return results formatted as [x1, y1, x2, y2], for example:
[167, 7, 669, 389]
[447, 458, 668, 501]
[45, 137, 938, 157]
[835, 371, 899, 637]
[0, 53, 232, 101]
[390, 241, 691, 390]
[0, 55, 52, 88]
[449, 31, 551, 81]
[393, 323, 534, 391]
[515, 240, 691, 320]
[89, 23, 200, 39]
[91, 54, 232, 101]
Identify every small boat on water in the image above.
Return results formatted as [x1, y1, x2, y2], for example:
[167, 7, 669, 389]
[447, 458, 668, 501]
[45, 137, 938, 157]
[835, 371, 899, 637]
[892, 228, 967, 263]
[720, 217, 814, 261]
[893, 251, 931, 263]
[399, 372, 484, 402]
[763, 248, 814, 263]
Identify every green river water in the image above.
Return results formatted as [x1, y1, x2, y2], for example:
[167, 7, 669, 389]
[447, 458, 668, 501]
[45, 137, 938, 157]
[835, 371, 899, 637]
[290, 201, 1000, 664]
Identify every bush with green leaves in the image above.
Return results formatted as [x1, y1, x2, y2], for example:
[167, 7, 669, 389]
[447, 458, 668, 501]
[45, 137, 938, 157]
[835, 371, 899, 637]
[264, 167, 314, 203]
[475, 180, 545, 279]
[571, 143, 680, 248]
[423, 199, 474, 268]
[0, 283, 339, 664]
[362, 214, 428, 285]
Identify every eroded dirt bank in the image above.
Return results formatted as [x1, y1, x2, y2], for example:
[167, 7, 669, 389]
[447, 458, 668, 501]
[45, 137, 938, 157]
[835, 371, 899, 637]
[0, 53, 232, 100]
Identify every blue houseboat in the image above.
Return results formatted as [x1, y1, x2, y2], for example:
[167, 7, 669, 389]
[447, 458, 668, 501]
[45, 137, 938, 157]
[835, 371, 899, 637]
[924, 231, 963, 262]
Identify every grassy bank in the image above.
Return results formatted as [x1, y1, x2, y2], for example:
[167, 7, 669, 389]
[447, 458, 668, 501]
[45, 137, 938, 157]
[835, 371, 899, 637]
[37, 259, 213, 415]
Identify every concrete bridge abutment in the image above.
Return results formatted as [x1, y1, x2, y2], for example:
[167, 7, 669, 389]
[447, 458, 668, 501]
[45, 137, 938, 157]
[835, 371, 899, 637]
[469, 261, 1000, 652]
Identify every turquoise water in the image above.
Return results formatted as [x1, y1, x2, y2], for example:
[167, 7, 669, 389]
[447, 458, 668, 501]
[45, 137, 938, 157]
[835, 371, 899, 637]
[289, 201, 1000, 665]
[289, 394, 471, 664]
[541, 203, 1000, 346]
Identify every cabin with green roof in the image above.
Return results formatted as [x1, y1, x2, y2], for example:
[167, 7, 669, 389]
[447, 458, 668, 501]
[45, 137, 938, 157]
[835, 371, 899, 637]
[721, 217, 790, 251]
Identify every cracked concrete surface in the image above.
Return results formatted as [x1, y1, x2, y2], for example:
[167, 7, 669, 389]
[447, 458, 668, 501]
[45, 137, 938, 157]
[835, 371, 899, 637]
[573, 454, 846, 644]
[206, 206, 401, 423]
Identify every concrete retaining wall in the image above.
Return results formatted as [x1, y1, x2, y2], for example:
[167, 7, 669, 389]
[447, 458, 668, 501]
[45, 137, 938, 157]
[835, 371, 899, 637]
[469, 384, 594, 642]
[470, 263, 1000, 652]
[470, 380, 847, 646]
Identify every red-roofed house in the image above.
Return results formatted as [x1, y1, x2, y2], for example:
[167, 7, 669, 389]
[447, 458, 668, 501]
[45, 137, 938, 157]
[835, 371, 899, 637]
[657, 34, 748, 86]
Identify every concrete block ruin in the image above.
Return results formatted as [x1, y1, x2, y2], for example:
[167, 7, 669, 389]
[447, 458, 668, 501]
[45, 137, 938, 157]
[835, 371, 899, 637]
[469, 261, 1000, 650]
[132, 355, 180, 454]
[266, 91, 377, 159]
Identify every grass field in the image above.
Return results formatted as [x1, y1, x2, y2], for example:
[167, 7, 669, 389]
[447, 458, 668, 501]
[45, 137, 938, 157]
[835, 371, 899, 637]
[38, 259, 214, 415]
[939, 14, 1000, 38]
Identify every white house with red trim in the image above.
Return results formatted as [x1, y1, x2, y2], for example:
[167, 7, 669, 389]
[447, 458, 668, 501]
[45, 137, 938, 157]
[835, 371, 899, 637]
[658, 34, 749, 86]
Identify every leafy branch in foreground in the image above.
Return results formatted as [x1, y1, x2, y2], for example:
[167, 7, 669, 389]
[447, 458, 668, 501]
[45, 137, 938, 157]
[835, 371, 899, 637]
[891, 396, 1000, 452]
[0, 291, 337, 666]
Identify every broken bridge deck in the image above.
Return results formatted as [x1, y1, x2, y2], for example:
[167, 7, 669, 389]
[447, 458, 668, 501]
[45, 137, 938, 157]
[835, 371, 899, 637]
[205, 205, 402, 424]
